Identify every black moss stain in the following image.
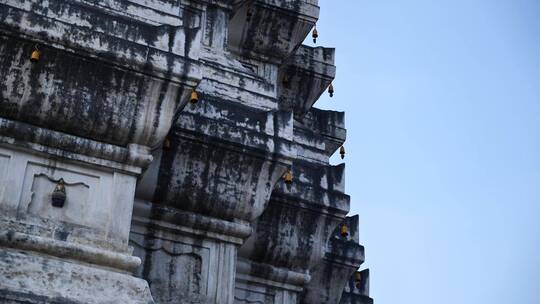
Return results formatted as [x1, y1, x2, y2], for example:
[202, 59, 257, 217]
[240, 1, 304, 60]
[0, 289, 82, 304]
[0, 35, 150, 146]
[152, 95, 290, 222]
[245, 153, 351, 272]
[277, 46, 336, 120]
[1, 1, 204, 150]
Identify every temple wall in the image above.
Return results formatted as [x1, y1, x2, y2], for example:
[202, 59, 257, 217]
[0, 1, 373, 303]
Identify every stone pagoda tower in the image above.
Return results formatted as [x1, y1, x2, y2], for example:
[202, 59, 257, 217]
[0, 0, 373, 303]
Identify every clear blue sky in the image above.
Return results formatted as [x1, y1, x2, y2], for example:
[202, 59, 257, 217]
[310, 1, 540, 304]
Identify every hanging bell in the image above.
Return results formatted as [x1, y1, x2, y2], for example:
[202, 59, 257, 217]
[282, 74, 290, 87]
[340, 146, 345, 159]
[340, 224, 349, 237]
[163, 137, 171, 150]
[312, 27, 318, 43]
[190, 89, 199, 104]
[30, 48, 40, 62]
[328, 83, 334, 97]
[283, 169, 293, 184]
[354, 271, 362, 288]
[51, 179, 66, 208]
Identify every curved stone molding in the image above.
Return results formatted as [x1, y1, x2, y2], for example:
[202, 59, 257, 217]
[0, 0, 203, 76]
[297, 108, 347, 161]
[278, 46, 336, 119]
[237, 258, 311, 287]
[301, 216, 366, 304]
[238, 106, 348, 270]
[132, 92, 294, 303]
[229, 0, 319, 62]
[0, 36, 197, 150]
[0, 249, 154, 304]
[234, 106, 352, 303]
[138, 96, 294, 222]
[235, 258, 311, 304]
[0, 0, 203, 150]
[132, 200, 253, 242]
[0, 231, 141, 273]
[239, 161, 349, 271]
[340, 269, 374, 304]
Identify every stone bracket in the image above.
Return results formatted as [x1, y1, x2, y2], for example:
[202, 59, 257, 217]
[279, 46, 336, 119]
[228, 0, 320, 62]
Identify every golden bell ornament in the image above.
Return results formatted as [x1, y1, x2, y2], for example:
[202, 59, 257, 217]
[354, 271, 362, 283]
[163, 138, 171, 150]
[312, 27, 318, 43]
[190, 90, 199, 104]
[340, 146, 345, 159]
[282, 74, 290, 86]
[31, 49, 40, 62]
[283, 169, 293, 184]
[340, 224, 349, 237]
[354, 271, 362, 289]
[328, 83, 334, 97]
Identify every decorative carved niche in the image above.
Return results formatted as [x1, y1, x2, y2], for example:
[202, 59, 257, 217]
[27, 173, 90, 223]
